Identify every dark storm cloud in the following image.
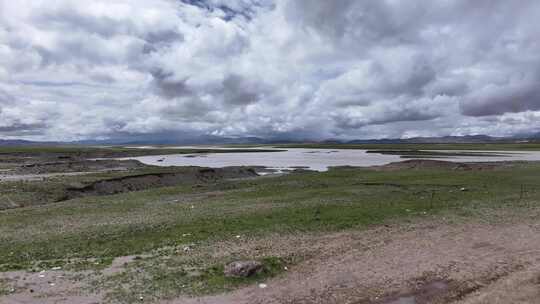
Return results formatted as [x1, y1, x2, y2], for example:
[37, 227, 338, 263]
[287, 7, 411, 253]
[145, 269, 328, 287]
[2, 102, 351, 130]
[181, 0, 273, 20]
[461, 81, 540, 116]
[0, 122, 46, 133]
[145, 30, 184, 45]
[334, 109, 438, 129]
[221, 74, 261, 105]
[284, 0, 429, 48]
[89, 73, 117, 84]
[151, 69, 193, 99]
[161, 99, 215, 121]
[2, 0, 540, 141]
[425, 78, 469, 98]
[369, 57, 437, 98]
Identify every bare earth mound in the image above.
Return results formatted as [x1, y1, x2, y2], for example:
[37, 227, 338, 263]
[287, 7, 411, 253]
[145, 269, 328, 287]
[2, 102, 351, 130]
[12, 159, 147, 175]
[65, 167, 258, 199]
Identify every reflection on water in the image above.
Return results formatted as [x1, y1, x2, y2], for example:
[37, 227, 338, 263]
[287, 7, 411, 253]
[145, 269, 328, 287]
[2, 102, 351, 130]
[125, 148, 540, 172]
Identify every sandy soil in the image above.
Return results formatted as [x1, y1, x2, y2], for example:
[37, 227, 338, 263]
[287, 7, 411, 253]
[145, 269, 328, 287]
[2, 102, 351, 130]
[2, 217, 540, 304]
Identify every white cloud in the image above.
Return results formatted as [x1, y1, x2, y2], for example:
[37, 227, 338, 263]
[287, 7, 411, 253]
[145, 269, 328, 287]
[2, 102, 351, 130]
[1, 0, 540, 141]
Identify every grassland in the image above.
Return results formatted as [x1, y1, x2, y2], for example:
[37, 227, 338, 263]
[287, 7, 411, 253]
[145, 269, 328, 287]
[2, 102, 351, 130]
[2, 158, 540, 302]
[5, 164, 536, 267]
[0, 145, 282, 159]
[365, 149, 510, 158]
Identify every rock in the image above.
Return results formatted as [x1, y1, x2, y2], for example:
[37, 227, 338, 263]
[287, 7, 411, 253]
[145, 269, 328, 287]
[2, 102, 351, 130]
[224, 261, 263, 278]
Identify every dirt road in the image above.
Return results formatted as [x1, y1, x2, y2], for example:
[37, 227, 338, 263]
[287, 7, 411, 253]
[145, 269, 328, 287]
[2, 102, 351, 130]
[3, 215, 540, 304]
[175, 218, 540, 304]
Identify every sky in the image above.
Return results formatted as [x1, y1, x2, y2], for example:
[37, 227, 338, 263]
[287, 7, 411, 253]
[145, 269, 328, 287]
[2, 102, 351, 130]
[1, 0, 540, 141]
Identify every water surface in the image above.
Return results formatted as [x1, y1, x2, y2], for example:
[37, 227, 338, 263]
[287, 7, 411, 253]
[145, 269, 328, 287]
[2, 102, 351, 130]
[126, 148, 540, 172]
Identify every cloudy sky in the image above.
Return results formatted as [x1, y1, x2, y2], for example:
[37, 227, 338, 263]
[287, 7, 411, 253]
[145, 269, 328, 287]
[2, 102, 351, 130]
[1, 0, 540, 141]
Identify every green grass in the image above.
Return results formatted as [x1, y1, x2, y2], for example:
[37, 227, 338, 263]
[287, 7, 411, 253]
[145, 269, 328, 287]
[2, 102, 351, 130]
[98, 256, 287, 302]
[365, 149, 510, 158]
[0, 279, 9, 296]
[2, 164, 540, 269]
[2, 163, 540, 301]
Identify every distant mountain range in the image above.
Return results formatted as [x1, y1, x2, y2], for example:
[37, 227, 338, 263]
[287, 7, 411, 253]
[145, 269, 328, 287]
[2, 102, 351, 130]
[0, 139, 59, 146]
[0, 136, 297, 147]
[1, 134, 540, 147]
[345, 135, 511, 144]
